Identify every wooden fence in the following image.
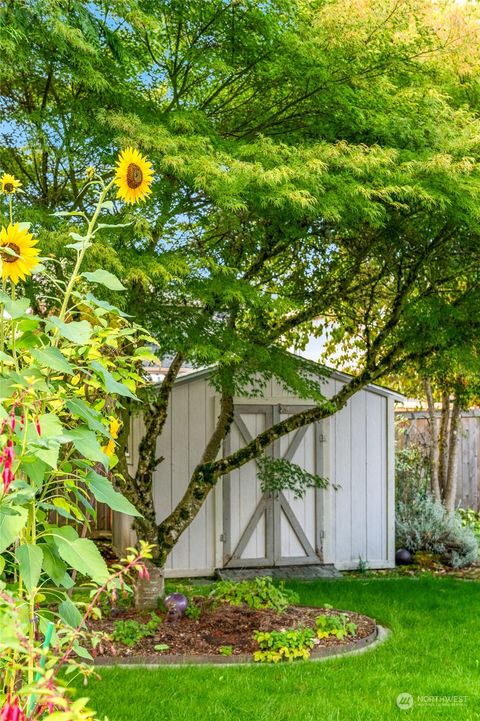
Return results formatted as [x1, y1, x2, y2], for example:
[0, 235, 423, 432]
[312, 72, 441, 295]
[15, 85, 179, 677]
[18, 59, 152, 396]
[48, 496, 113, 537]
[395, 410, 480, 511]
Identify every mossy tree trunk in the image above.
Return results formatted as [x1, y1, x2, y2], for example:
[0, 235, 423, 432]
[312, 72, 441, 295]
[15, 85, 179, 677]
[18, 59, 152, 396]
[116, 352, 185, 566]
[423, 380, 463, 512]
[424, 378, 441, 502]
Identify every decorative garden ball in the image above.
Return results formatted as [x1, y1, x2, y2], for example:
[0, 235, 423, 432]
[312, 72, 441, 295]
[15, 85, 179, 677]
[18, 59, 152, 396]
[395, 548, 413, 566]
[164, 593, 188, 620]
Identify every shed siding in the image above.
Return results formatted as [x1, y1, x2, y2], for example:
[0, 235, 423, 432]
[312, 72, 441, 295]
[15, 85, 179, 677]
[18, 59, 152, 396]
[323, 386, 390, 569]
[154, 378, 217, 576]
[351, 391, 368, 563]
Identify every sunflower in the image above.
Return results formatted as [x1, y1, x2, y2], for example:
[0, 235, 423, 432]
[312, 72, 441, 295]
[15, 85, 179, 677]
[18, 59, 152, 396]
[102, 417, 122, 458]
[0, 223, 40, 284]
[0, 173, 22, 195]
[114, 147, 153, 204]
[109, 417, 122, 439]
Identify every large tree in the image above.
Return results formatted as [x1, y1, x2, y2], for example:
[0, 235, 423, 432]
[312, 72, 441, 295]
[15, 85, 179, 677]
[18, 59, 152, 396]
[2, 0, 480, 564]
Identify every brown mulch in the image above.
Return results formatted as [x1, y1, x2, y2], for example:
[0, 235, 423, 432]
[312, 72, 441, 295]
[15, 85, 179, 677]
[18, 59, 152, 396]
[90, 601, 375, 658]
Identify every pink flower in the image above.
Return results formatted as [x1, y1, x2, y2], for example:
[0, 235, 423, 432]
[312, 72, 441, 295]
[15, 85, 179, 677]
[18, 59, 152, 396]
[1, 439, 15, 494]
[34, 418, 41, 436]
[138, 563, 150, 581]
[0, 696, 26, 721]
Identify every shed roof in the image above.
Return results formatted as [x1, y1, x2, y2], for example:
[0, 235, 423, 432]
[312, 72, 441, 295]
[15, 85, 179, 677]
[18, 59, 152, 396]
[171, 363, 405, 402]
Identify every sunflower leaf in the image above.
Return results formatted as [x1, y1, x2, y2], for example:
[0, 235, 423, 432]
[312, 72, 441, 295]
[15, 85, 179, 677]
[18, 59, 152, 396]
[0, 292, 31, 318]
[82, 269, 126, 291]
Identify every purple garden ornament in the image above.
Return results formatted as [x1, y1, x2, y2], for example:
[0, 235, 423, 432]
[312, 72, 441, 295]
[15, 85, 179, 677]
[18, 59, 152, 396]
[395, 548, 413, 566]
[164, 592, 188, 621]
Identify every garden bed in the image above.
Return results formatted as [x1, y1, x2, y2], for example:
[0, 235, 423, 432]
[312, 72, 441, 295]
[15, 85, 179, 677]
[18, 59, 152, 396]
[89, 601, 377, 664]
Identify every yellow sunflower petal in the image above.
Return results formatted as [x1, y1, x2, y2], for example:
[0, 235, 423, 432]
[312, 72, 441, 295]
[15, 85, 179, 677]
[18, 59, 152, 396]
[102, 439, 116, 458]
[0, 223, 40, 284]
[109, 417, 122, 439]
[0, 173, 22, 195]
[114, 147, 154, 205]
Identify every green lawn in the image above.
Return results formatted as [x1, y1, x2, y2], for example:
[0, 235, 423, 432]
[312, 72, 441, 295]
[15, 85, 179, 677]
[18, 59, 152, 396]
[80, 577, 480, 721]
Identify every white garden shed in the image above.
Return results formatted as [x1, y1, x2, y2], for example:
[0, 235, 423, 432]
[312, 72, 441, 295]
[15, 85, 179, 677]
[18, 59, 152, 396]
[115, 367, 402, 576]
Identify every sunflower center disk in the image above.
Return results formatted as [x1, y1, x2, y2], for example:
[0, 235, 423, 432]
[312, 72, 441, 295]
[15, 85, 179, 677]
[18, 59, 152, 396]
[126, 163, 143, 189]
[1, 243, 20, 263]
[4, 183, 14, 193]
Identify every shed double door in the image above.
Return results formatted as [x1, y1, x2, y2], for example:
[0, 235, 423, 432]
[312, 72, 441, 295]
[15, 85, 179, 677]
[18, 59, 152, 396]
[223, 405, 325, 567]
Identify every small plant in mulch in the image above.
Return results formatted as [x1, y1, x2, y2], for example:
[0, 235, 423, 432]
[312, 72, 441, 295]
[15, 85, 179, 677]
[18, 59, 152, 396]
[154, 644, 170, 652]
[210, 576, 299, 613]
[218, 645, 234, 657]
[184, 602, 203, 620]
[253, 628, 316, 663]
[315, 610, 358, 640]
[110, 613, 161, 647]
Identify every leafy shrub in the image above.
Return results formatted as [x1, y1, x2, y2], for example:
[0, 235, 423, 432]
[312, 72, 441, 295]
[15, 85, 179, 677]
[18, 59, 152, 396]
[315, 613, 357, 640]
[396, 492, 478, 568]
[211, 576, 298, 613]
[184, 603, 202, 620]
[111, 613, 161, 647]
[457, 507, 480, 545]
[253, 628, 315, 662]
[395, 444, 430, 506]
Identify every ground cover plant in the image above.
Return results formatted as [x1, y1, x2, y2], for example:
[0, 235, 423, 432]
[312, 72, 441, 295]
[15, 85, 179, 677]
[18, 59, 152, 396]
[253, 628, 316, 663]
[79, 577, 480, 721]
[210, 577, 299, 613]
[110, 614, 161, 648]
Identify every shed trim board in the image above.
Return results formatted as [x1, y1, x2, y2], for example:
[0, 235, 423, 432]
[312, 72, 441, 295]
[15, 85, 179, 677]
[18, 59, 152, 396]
[168, 364, 405, 401]
[120, 368, 398, 576]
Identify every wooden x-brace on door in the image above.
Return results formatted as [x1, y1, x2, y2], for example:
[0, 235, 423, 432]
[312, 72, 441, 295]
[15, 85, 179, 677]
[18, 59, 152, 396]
[222, 404, 325, 567]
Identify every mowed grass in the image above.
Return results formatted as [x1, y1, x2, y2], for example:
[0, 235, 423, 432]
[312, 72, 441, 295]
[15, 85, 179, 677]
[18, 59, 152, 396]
[79, 577, 480, 721]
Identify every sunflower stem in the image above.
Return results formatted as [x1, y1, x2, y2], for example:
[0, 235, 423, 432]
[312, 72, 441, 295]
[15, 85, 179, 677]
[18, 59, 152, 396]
[0, 278, 5, 371]
[10, 282, 19, 371]
[58, 179, 114, 323]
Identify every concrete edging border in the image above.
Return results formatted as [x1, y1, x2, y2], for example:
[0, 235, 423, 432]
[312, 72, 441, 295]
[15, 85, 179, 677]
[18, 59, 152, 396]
[93, 624, 390, 669]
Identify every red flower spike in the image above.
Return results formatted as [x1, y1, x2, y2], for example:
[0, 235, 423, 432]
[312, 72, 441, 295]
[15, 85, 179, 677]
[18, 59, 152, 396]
[0, 697, 26, 721]
[1, 439, 15, 494]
